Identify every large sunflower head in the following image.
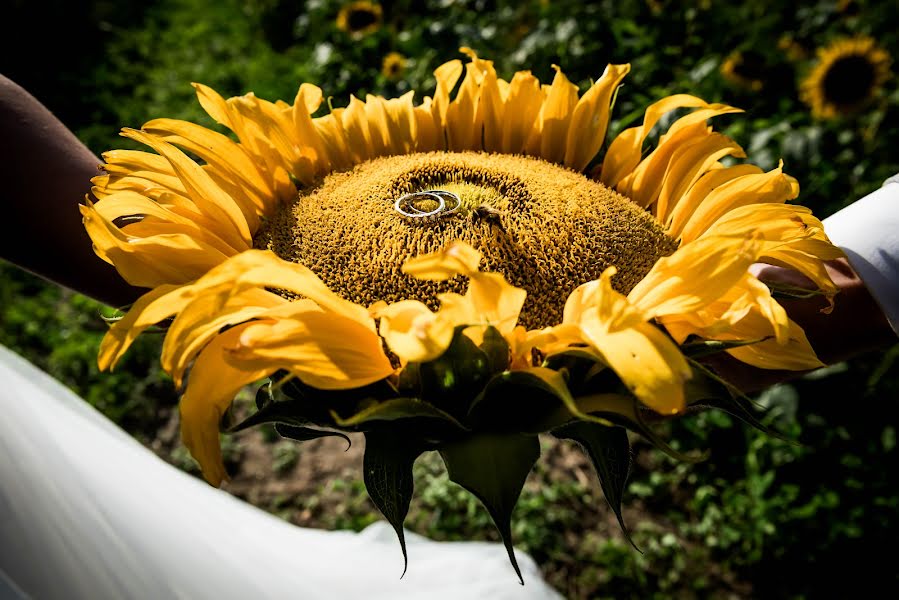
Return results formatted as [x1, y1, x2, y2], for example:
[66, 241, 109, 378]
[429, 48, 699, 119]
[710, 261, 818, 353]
[801, 36, 892, 119]
[84, 47, 843, 577]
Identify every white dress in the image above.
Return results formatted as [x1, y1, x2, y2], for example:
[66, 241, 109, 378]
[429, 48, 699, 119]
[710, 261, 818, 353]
[0, 345, 562, 600]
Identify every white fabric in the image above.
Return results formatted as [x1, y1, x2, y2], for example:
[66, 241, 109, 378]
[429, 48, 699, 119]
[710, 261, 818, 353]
[823, 174, 899, 334]
[0, 346, 562, 600]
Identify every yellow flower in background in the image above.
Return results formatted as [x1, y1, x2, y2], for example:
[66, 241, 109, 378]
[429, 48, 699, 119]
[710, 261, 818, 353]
[720, 50, 766, 91]
[778, 35, 808, 63]
[382, 52, 407, 80]
[336, 1, 382, 37]
[84, 47, 842, 487]
[801, 36, 892, 119]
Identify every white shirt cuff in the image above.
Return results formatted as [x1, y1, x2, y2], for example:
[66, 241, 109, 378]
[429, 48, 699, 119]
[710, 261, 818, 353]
[822, 175, 899, 335]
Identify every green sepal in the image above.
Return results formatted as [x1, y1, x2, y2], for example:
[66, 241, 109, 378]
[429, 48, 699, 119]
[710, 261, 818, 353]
[686, 358, 793, 443]
[418, 327, 492, 417]
[576, 394, 708, 464]
[468, 367, 586, 432]
[552, 421, 638, 551]
[681, 337, 768, 359]
[479, 325, 511, 373]
[331, 397, 467, 432]
[275, 423, 351, 449]
[542, 348, 611, 395]
[438, 433, 541, 584]
[226, 398, 311, 433]
[362, 431, 427, 577]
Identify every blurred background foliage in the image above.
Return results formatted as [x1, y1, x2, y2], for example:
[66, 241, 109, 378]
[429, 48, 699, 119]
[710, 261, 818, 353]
[2, 0, 898, 597]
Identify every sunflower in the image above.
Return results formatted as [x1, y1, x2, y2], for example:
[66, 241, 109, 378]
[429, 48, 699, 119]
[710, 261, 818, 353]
[336, 1, 382, 37]
[801, 36, 892, 119]
[720, 50, 766, 92]
[381, 51, 406, 80]
[83, 48, 842, 578]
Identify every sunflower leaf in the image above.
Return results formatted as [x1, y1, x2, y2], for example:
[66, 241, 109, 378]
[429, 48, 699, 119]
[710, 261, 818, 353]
[468, 367, 583, 433]
[363, 432, 426, 577]
[226, 398, 310, 433]
[275, 423, 351, 450]
[686, 359, 794, 443]
[681, 337, 768, 359]
[330, 397, 467, 430]
[479, 325, 511, 373]
[552, 421, 639, 551]
[576, 394, 708, 464]
[418, 327, 492, 417]
[542, 348, 609, 394]
[439, 433, 541, 584]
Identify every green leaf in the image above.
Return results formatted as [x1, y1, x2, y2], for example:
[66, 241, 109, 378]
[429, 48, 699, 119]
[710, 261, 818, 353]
[686, 358, 793, 443]
[681, 337, 768, 359]
[542, 348, 610, 395]
[275, 423, 351, 449]
[553, 421, 638, 551]
[479, 325, 511, 373]
[418, 327, 492, 417]
[330, 397, 466, 431]
[226, 398, 311, 433]
[468, 367, 586, 432]
[439, 433, 541, 584]
[363, 432, 426, 577]
[577, 394, 708, 464]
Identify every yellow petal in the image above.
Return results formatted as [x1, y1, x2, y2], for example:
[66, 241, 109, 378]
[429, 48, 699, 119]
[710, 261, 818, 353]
[143, 117, 275, 218]
[628, 234, 761, 319]
[342, 95, 375, 163]
[401, 240, 483, 280]
[162, 288, 286, 387]
[179, 323, 273, 487]
[382, 91, 417, 155]
[413, 97, 440, 152]
[446, 63, 482, 151]
[621, 126, 746, 210]
[501, 71, 544, 154]
[80, 203, 233, 288]
[654, 132, 746, 223]
[292, 84, 330, 175]
[187, 249, 374, 328]
[478, 67, 505, 153]
[677, 164, 800, 243]
[563, 63, 631, 171]
[98, 284, 192, 371]
[373, 300, 456, 363]
[313, 110, 353, 172]
[600, 94, 713, 187]
[565, 269, 689, 413]
[665, 164, 764, 239]
[535, 65, 579, 164]
[92, 191, 241, 257]
[363, 94, 391, 157]
[726, 321, 824, 370]
[225, 310, 395, 388]
[121, 129, 253, 250]
[193, 82, 234, 129]
[431, 59, 464, 126]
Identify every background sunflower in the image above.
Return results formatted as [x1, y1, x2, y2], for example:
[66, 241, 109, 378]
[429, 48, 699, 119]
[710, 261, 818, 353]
[801, 35, 892, 119]
[2, 0, 898, 597]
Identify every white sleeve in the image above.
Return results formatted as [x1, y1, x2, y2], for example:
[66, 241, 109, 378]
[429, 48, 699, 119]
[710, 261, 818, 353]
[822, 175, 899, 335]
[0, 346, 561, 600]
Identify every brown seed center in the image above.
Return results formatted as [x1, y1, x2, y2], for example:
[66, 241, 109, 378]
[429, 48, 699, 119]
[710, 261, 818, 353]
[255, 151, 678, 329]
